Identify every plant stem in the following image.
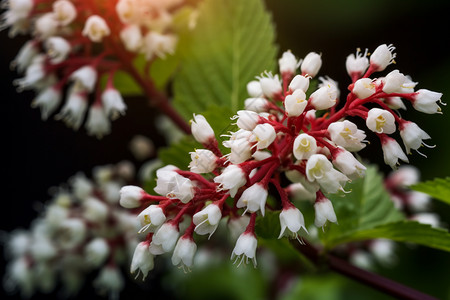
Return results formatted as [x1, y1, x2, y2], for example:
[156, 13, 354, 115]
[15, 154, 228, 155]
[290, 240, 438, 300]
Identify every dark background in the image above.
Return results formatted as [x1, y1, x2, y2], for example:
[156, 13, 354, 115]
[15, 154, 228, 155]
[2, 0, 450, 299]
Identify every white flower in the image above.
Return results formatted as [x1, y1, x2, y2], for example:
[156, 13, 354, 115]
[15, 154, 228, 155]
[369, 239, 396, 266]
[251, 123, 276, 150]
[412, 89, 444, 114]
[370, 44, 396, 72]
[231, 232, 258, 267]
[293, 133, 317, 160]
[137, 205, 166, 233]
[346, 48, 369, 78]
[309, 84, 338, 110]
[285, 89, 307, 117]
[300, 52, 322, 77]
[234, 110, 260, 131]
[381, 136, 409, 168]
[289, 74, 310, 92]
[85, 105, 111, 138]
[6, 257, 34, 298]
[384, 96, 406, 110]
[85, 238, 109, 267]
[45, 36, 71, 64]
[278, 207, 307, 239]
[94, 266, 124, 298]
[13, 55, 46, 90]
[172, 237, 197, 270]
[353, 78, 376, 99]
[366, 108, 396, 134]
[411, 213, 440, 228]
[327, 120, 366, 152]
[166, 175, 195, 204]
[130, 242, 154, 280]
[226, 138, 253, 164]
[314, 196, 337, 228]
[399, 121, 431, 154]
[12, 40, 38, 73]
[30, 237, 57, 261]
[82, 15, 110, 42]
[52, 0, 77, 26]
[34, 13, 59, 39]
[82, 197, 108, 222]
[141, 32, 177, 59]
[119, 185, 145, 208]
[214, 165, 247, 197]
[236, 183, 268, 216]
[193, 203, 222, 238]
[244, 97, 269, 113]
[279, 50, 299, 75]
[152, 222, 180, 252]
[69, 172, 94, 199]
[189, 149, 217, 173]
[190, 114, 215, 144]
[246, 80, 263, 97]
[101, 88, 127, 120]
[69, 65, 97, 92]
[54, 90, 88, 130]
[258, 72, 282, 98]
[120, 24, 142, 52]
[306, 154, 349, 194]
[56, 219, 86, 250]
[332, 148, 366, 179]
[227, 215, 250, 241]
[31, 85, 62, 120]
[382, 70, 412, 94]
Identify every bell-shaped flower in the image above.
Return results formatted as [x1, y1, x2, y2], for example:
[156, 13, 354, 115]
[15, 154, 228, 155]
[189, 149, 217, 173]
[412, 89, 444, 114]
[279, 50, 299, 76]
[278, 206, 308, 240]
[45, 36, 71, 64]
[152, 222, 179, 252]
[130, 241, 154, 280]
[85, 238, 109, 267]
[190, 114, 215, 144]
[366, 108, 396, 134]
[101, 87, 127, 120]
[332, 147, 366, 179]
[226, 138, 253, 164]
[85, 104, 111, 139]
[119, 185, 145, 208]
[293, 133, 317, 160]
[137, 205, 166, 233]
[327, 120, 366, 152]
[69, 65, 97, 92]
[172, 237, 197, 270]
[399, 121, 431, 154]
[380, 136, 409, 168]
[314, 194, 338, 228]
[82, 15, 110, 42]
[258, 72, 282, 99]
[301, 52, 322, 77]
[309, 84, 337, 110]
[193, 203, 222, 238]
[382, 70, 412, 94]
[54, 90, 88, 130]
[53, 0, 77, 26]
[306, 154, 349, 194]
[120, 24, 143, 52]
[244, 97, 269, 113]
[231, 232, 258, 267]
[251, 123, 276, 150]
[234, 110, 260, 131]
[236, 183, 268, 216]
[370, 44, 396, 72]
[214, 165, 247, 197]
[141, 32, 177, 59]
[246, 80, 263, 97]
[289, 74, 310, 92]
[353, 78, 376, 99]
[31, 85, 62, 120]
[285, 89, 307, 117]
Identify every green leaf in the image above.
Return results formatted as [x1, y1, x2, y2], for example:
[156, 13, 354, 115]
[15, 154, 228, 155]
[345, 221, 450, 253]
[319, 166, 404, 249]
[173, 0, 278, 119]
[411, 177, 450, 205]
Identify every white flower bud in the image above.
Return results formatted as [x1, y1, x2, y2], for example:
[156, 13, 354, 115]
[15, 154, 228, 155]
[45, 36, 71, 64]
[353, 78, 376, 99]
[236, 183, 268, 216]
[94, 266, 124, 296]
[193, 203, 222, 237]
[300, 52, 322, 77]
[227, 138, 253, 164]
[279, 50, 299, 75]
[412, 89, 444, 114]
[258, 72, 282, 98]
[31, 85, 62, 120]
[285, 89, 307, 117]
[246, 80, 263, 97]
[130, 242, 154, 280]
[12, 40, 39, 73]
[82, 15, 110, 42]
[172, 237, 197, 268]
[119, 185, 145, 208]
[31, 237, 57, 261]
[370, 44, 396, 72]
[120, 24, 142, 52]
[235, 110, 260, 131]
[251, 123, 276, 150]
[138, 205, 166, 233]
[82, 197, 109, 222]
[189, 149, 217, 173]
[102, 88, 127, 120]
[399, 121, 431, 154]
[289, 74, 310, 92]
[293, 133, 317, 160]
[382, 70, 410, 94]
[306, 154, 349, 194]
[34, 13, 59, 39]
[332, 148, 366, 179]
[191, 114, 215, 144]
[346, 48, 369, 78]
[366, 108, 396, 134]
[244, 97, 269, 113]
[309, 84, 337, 110]
[70, 65, 97, 92]
[381, 136, 409, 168]
[53, 0, 77, 26]
[231, 232, 258, 267]
[214, 165, 247, 197]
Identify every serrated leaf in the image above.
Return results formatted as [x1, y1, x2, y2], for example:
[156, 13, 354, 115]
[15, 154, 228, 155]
[319, 166, 404, 249]
[173, 0, 278, 119]
[411, 177, 450, 205]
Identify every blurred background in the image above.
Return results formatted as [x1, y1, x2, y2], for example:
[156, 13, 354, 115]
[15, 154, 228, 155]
[2, 0, 450, 299]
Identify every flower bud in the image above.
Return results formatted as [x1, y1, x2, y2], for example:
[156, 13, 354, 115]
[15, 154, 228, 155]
[278, 207, 307, 239]
[370, 44, 396, 72]
[246, 80, 263, 97]
[353, 78, 376, 99]
[399, 121, 431, 154]
[309, 85, 337, 110]
[45, 36, 71, 64]
[70, 65, 97, 92]
[285, 89, 307, 117]
[119, 185, 145, 208]
[346, 48, 369, 79]
[101, 88, 127, 120]
[314, 194, 337, 228]
[85, 238, 109, 267]
[120, 24, 143, 52]
[193, 204, 222, 238]
[279, 50, 299, 76]
[82, 15, 110, 42]
[251, 123, 276, 150]
[214, 165, 247, 197]
[130, 242, 154, 280]
[259, 73, 282, 98]
[190, 114, 215, 144]
[152, 222, 179, 252]
[380, 136, 409, 168]
[412, 89, 444, 114]
[300, 52, 322, 77]
[289, 74, 310, 92]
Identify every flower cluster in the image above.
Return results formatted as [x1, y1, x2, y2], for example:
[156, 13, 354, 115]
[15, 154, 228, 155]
[3, 161, 141, 299]
[119, 45, 444, 274]
[2, 0, 188, 137]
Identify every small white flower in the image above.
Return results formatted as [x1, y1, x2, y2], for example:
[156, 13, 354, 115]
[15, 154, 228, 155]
[31, 85, 62, 120]
[381, 136, 409, 168]
[293, 133, 317, 160]
[69, 65, 97, 92]
[11, 40, 39, 73]
[285, 89, 307, 117]
[82, 197, 108, 222]
[353, 78, 376, 99]
[309, 84, 338, 110]
[370, 44, 396, 72]
[30, 237, 57, 261]
[289, 74, 310, 92]
[137, 205, 166, 233]
[82, 15, 110, 42]
[246, 80, 263, 97]
[327, 120, 366, 152]
[306, 154, 349, 194]
[300, 52, 322, 77]
[399, 121, 431, 154]
[130, 242, 154, 280]
[52, 0, 77, 26]
[13, 55, 46, 90]
[278, 207, 308, 240]
[94, 266, 124, 298]
[369, 239, 396, 266]
[189, 149, 217, 173]
[214, 165, 247, 197]
[193, 203, 222, 238]
[234, 110, 260, 131]
[45, 36, 71, 64]
[85, 105, 111, 138]
[54, 90, 88, 130]
[236, 183, 268, 216]
[141, 32, 177, 59]
[279, 50, 299, 75]
[346, 48, 369, 79]
[332, 148, 366, 179]
[227, 215, 250, 241]
[314, 196, 337, 228]
[366, 108, 396, 134]
[231, 232, 258, 267]
[412, 89, 444, 114]
[411, 213, 440, 228]
[119, 185, 145, 208]
[244, 97, 269, 113]
[190, 114, 215, 144]
[226, 138, 253, 164]
[172, 237, 197, 270]
[34, 13, 59, 39]
[382, 70, 413, 94]
[258, 72, 282, 98]
[85, 238, 109, 267]
[56, 218, 86, 250]
[384, 96, 406, 110]
[152, 222, 180, 252]
[251, 123, 276, 150]
[101, 88, 127, 120]
[120, 24, 142, 52]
